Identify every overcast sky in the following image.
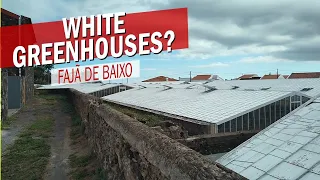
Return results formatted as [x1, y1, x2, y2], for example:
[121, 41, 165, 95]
[4, 0, 320, 81]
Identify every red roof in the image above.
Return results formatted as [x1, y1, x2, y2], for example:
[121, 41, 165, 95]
[1, 8, 19, 19]
[191, 75, 211, 81]
[288, 72, 320, 79]
[238, 74, 259, 80]
[261, 74, 280, 80]
[142, 76, 178, 82]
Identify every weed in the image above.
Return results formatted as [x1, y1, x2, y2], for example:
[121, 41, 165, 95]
[1, 116, 54, 180]
[68, 107, 106, 180]
[1, 115, 17, 130]
[107, 102, 165, 126]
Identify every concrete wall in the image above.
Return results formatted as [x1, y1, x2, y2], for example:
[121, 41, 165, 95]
[68, 89, 246, 180]
[178, 131, 258, 155]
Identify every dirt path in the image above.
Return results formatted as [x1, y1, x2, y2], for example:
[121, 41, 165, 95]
[1, 91, 108, 180]
[2, 93, 72, 180]
[2, 98, 38, 153]
[43, 96, 72, 180]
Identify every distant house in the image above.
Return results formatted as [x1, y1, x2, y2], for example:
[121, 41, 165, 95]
[283, 75, 289, 79]
[237, 74, 261, 80]
[260, 74, 287, 80]
[191, 74, 223, 82]
[288, 72, 320, 79]
[142, 76, 178, 82]
[179, 77, 191, 82]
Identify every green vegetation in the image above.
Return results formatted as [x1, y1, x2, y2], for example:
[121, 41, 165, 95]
[2, 89, 106, 180]
[34, 64, 54, 84]
[1, 91, 67, 180]
[107, 102, 165, 127]
[69, 153, 94, 168]
[37, 90, 69, 106]
[1, 114, 54, 180]
[68, 152, 106, 180]
[68, 108, 107, 180]
[1, 101, 31, 130]
[1, 115, 17, 130]
[70, 116, 85, 143]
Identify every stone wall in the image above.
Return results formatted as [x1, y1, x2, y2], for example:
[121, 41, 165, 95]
[169, 118, 212, 136]
[20, 15, 35, 104]
[151, 121, 189, 139]
[23, 67, 35, 104]
[1, 70, 8, 121]
[68, 89, 247, 180]
[178, 131, 258, 155]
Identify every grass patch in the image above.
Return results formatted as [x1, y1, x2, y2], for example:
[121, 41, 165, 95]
[35, 89, 70, 107]
[1, 115, 17, 130]
[70, 113, 85, 141]
[68, 111, 107, 179]
[62, 102, 74, 113]
[69, 153, 94, 168]
[1, 115, 54, 180]
[20, 115, 54, 138]
[38, 94, 68, 106]
[69, 153, 107, 180]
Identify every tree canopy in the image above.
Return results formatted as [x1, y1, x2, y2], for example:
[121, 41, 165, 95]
[34, 64, 54, 84]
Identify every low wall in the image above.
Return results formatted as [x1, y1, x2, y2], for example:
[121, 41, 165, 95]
[68, 89, 246, 180]
[178, 131, 258, 155]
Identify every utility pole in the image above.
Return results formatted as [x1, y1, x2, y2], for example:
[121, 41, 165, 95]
[277, 69, 279, 78]
[189, 71, 192, 82]
[19, 16, 22, 77]
[127, 78, 128, 84]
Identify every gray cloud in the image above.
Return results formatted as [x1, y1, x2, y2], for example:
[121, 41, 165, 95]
[4, 0, 320, 61]
[148, 0, 320, 61]
[274, 42, 320, 61]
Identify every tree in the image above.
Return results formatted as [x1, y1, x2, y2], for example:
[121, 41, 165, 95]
[34, 64, 54, 84]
